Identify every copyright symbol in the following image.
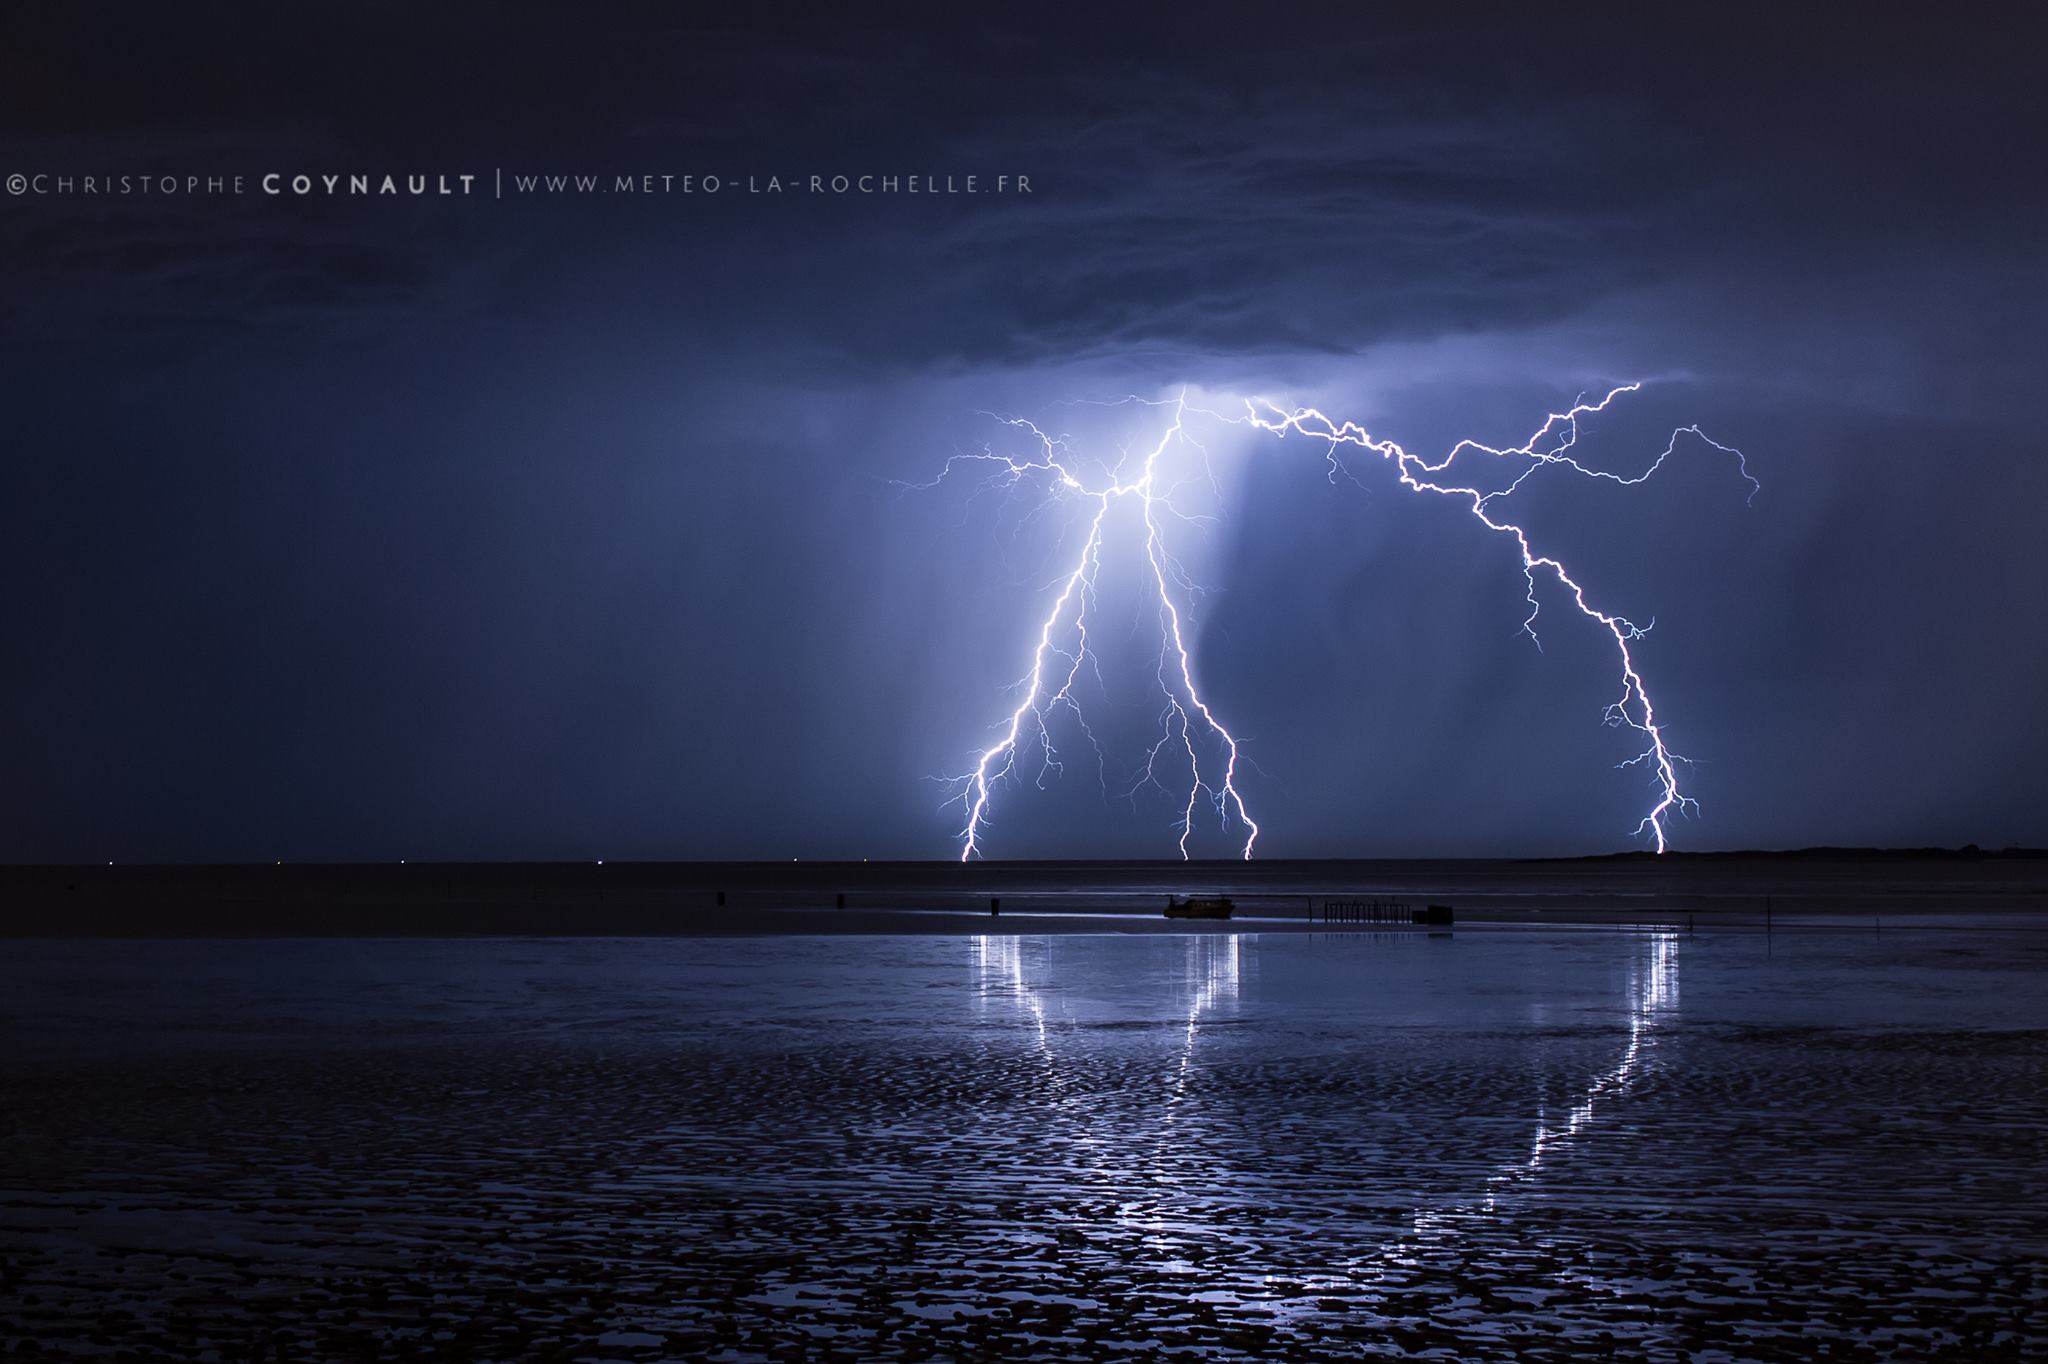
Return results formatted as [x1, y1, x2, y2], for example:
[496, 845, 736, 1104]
[5, 174, 25, 195]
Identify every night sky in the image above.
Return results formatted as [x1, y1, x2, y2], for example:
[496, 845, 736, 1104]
[4, 3, 2044, 862]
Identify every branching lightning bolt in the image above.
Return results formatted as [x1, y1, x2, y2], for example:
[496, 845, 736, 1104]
[1240, 384, 1756, 852]
[924, 383, 1755, 859]
[919, 394, 1259, 862]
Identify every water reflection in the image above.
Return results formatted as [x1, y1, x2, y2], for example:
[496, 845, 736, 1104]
[1174, 935, 1241, 1104]
[977, 929, 1684, 1311]
[1427, 930, 1680, 1228]
[973, 935, 1069, 1102]
[972, 932, 1242, 1076]
[972, 934, 1058, 1044]
[1520, 931, 1679, 1179]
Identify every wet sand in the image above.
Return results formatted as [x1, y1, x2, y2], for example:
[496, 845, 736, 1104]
[2, 928, 2045, 1360]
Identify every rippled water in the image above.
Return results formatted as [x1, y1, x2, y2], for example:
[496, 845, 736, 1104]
[3, 926, 2045, 1360]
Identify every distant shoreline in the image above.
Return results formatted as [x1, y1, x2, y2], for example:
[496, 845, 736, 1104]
[5, 852, 2046, 937]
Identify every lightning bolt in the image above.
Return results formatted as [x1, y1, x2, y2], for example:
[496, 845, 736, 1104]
[1239, 384, 1756, 852]
[919, 393, 1259, 862]
[928, 383, 1754, 859]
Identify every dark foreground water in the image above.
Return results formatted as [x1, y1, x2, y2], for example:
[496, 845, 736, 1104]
[2, 926, 2045, 1361]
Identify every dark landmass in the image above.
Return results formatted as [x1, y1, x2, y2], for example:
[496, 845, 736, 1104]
[3, 850, 2046, 936]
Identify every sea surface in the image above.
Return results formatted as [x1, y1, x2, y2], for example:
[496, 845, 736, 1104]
[2, 925, 2045, 1361]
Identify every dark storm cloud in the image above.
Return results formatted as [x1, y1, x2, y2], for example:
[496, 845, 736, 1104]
[888, 101, 1647, 365]
[11, 210, 436, 330]
[0, 128, 484, 347]
[9, 5, 2041, 374]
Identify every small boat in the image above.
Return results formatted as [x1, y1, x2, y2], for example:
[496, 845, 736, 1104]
[1164, 895, 1234, 920]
